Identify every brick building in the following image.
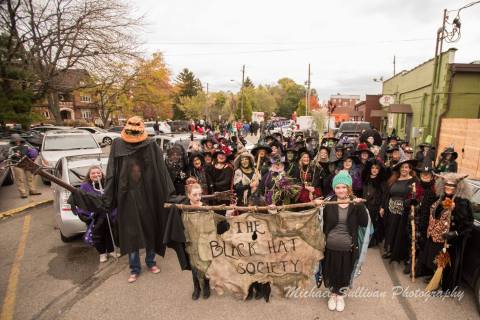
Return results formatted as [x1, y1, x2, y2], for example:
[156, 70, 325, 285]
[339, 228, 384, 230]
[354, 94, 383, 130]
[34, 69, 100, 124]
[328, 94, 360, 122]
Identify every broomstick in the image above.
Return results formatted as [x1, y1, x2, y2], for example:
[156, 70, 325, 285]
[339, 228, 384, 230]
[425, 198, 454, 292]
[164, 199, 366, 212]
[410, 183, 416, 281]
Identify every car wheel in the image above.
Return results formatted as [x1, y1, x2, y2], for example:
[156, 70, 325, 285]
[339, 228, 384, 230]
[2, 170, 14, 186]
[475, 275, 480, 314]
[60, 230, 76, 243]
[103, 137, 113, 145]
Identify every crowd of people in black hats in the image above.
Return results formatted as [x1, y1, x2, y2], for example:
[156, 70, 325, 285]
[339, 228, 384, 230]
[66, 115, 473, 313]
[159, 124, 472, 310]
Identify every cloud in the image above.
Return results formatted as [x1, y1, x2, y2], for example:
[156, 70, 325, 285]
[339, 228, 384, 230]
[132, 0, 480, 101]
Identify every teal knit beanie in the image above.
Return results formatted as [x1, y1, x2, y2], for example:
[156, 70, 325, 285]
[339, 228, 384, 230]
[332, 171, 353, 189]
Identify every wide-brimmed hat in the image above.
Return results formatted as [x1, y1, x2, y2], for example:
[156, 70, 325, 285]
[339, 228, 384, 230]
[321, 137, 339, 146]
[387, 135, 399, 142]
[392, 159, 418, 171]
[440, 147, 458, 160]
[297, 147, 311, 159]
[415, 165, 434, 173]
[251, 143, 272, 157]
[318, 145, 331, 155]
[354, 143, 374, 158]
[233, 152, 255, 170]
[201, 137, 215, 145]
[362, 159, 387, 181]
[270, 154, 283, 165]
[386, 145, 400, 153]
[341, 154, 361, 165]
[189, 151, 204, 163]
[419, 135, 434, 149]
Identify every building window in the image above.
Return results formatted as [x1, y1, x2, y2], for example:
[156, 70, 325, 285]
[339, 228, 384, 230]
[42, 111, 50, 119]
[81, 109, 92, 119]
[80, 95, 91, 103]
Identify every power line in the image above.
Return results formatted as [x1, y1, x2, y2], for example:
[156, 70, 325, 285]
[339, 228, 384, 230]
[148, 38, 432, 45]
[161, 38, 433, 57]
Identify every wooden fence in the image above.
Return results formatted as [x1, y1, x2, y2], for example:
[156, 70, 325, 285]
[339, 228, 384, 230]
[437, 118, 480, 179]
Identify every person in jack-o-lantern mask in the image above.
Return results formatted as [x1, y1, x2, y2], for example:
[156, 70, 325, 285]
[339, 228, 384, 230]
[69, 116, 188, 283]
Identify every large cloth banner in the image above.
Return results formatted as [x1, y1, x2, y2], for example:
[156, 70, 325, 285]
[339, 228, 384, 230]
[182, 208, 325, 298]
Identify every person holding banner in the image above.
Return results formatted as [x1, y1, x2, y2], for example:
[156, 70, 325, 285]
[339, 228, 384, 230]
[184, 180, 211, 300]
[314, 171, 368, 312]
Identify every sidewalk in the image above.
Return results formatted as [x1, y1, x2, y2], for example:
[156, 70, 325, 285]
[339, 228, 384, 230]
[0, 175, 53, 216]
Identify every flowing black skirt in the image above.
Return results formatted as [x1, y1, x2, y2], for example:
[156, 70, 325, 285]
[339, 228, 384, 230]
[322, 249, 354, 294]
[385, 213, 409, 262]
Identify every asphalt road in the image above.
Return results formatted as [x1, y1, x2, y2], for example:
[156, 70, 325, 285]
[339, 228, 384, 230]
[0, 203, 478, 320]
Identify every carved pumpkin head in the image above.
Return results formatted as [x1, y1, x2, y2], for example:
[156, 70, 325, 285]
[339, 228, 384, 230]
[121, 116, 148, 143]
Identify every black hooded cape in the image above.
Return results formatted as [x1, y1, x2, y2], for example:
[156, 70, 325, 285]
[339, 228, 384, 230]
[69, 138, 190, 269]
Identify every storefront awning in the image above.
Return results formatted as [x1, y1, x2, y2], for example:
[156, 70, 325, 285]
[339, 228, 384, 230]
[370, 110, 388, 118]
[388, 104, 413, 114]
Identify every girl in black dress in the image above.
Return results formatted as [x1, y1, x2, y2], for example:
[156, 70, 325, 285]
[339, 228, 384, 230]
[361, 159, 387, 247]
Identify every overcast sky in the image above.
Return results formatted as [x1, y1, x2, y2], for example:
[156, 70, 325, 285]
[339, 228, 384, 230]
[131, 0, 480, 102]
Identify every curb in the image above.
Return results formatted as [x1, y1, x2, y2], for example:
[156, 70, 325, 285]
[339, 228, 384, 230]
[0, 199, 53, 220]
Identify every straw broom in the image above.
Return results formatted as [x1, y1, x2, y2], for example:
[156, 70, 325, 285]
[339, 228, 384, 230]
[425, 197, 454, 292]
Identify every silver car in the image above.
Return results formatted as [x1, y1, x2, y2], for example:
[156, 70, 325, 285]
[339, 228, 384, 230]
[38, 130, 102, 184]
[52, 154, 109, 242]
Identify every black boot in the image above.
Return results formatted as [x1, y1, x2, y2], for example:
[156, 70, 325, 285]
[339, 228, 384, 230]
[254, 282, 263, 300]
[192, 275, 201, 300]
[246, 284, 254, 301]
[403, 261, 411, 275]
[203, 278, 211, 299]
[263, 283, 271, 303]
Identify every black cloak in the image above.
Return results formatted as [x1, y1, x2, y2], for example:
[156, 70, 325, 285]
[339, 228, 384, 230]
[69, 139, 189, 269]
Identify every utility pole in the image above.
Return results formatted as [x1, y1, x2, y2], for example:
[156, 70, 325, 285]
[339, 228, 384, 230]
[240, 65, 245, 120]
[393, 55, 396, 76]
[305, 63, 311, 116]
[205, 83, 209, 121]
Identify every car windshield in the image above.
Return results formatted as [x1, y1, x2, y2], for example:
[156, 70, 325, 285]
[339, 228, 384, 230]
[68, 165, 106, 186]
[44, 135, 98, 151]
[340, 123, 370, 131]
[94, 128, 107, 133]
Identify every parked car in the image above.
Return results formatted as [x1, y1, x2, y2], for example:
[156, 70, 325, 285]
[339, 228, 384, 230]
[107, 126, 123, 133]
[0, 127, 43, 148]
[76, 126, 120, 145]
[167, 120, 190, 133]
[144, 121, 171, 135]
[31, 125, 72, 133]
[38, 130, 102, 184]
[0, 140, 14, 187]
[463, 179, 480, 313]
[151, 133, 205, 154]
[335, 121, 372, 139]
[52, 154, 108, 242]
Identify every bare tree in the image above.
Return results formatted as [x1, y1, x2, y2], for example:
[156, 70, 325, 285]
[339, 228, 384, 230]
[1, 0, 142, 123]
